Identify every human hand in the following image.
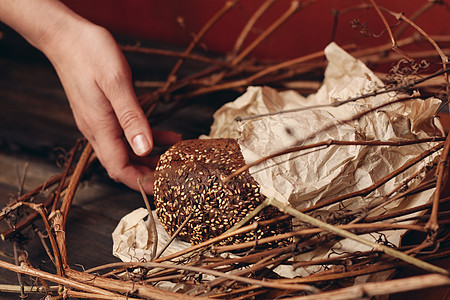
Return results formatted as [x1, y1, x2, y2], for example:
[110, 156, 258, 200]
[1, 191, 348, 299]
[45, 22, 162, 193]
[48, 22, 185, 193]
[0, 0, 181, 193]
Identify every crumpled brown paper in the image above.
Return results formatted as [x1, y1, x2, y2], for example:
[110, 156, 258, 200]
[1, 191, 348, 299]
[112, 42, 443, 280]
[209, 43, 442, 214]
[112, 208, 190, 262]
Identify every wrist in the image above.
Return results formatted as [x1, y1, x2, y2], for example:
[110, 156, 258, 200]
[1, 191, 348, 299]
[31, 7, 92, 56]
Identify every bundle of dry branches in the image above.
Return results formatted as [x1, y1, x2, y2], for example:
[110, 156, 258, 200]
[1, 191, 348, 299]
[0, 0, 449, 299]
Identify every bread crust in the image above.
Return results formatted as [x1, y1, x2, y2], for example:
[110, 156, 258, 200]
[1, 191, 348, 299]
[154, 138, 291, 246]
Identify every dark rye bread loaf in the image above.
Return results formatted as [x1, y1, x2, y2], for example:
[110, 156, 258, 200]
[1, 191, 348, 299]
[154, 138, 292, 246]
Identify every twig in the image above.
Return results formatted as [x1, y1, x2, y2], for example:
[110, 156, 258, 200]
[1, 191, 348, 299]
[52, 139, 82, 213]
[0, 260, 118, 297]
[380, 5, 450, 101]
[282, 261, 399, 284]
[206, 245, 292, 269]
[236, 68, 450, 122]
[45, 295, 62, 300]
[64, 289, 144, 300]
[352, 35, 450, 62]
[92, 215, 283, 271]
[231, 0, 304, 66]
[155, 212, 193, 259]
[362, 48, 450, 68]
[121, 44, 227, 66]
[369, 0, 414, 62]
[137, 178, 157, 260]
[60, 143, 93, 224]
[292, 273, 450, 300]
[161, 0, 240, 92]
[13, 242, 25, 299]
[393, 0, 437, 39]
[18, 251, 54, 296]
[144, 274, 185, 283]
[351, 34, 420, 58]
[15, 162, 28, 197]
[223, 138, 444, 184]
[173, 48, 327, 100]
[65, 268, 206, 300]
[228, 289, 267, 300]
[365, 196, 450, 223]
[1, 190, 55, 240]
[231, 0, 277, 55]
[347, 174, 434, 221]
[34, 226, 56, 265]
[208, 286, 262, 299]
[205, 253, 282, 290]
[426, 135, 450, 231]
[292, 250, 376, 269]
[353, 178, 436, 223]
[266, 197, 448, 274]
[77, 261, 320, 294]
[153, 222, 259, 263]
[51, 210, 68, 269]
[0, 173, 65, 222]
[0, 284, 58, 294]
[384, 8, 450, 68]
[394, 210, 450, 224]
[214, 221, 427, 253]
[23, 203, 64, 277]
[200, 0, 282, 87]
[224, 197, 271, 234]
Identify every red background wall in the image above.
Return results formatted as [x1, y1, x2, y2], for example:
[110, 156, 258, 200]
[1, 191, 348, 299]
[61, 0, 450, 60]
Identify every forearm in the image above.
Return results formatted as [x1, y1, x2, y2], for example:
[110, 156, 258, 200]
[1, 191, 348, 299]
[0, 0, 159, 193]
[0, 0, 88, 54]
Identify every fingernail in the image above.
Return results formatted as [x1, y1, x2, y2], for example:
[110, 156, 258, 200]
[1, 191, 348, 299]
[132, 134, 151, 155]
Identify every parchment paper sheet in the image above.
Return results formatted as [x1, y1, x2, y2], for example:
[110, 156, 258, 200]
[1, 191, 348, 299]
[112, 208, 190, 262]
